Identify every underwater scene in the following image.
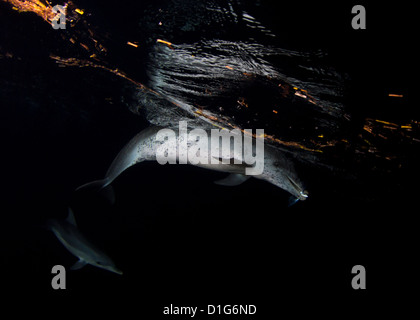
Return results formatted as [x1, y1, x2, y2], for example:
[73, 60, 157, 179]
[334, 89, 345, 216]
[0, 0, 417, 316]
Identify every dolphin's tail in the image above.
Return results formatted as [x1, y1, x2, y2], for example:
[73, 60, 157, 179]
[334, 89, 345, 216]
[75, 178, 115, 205]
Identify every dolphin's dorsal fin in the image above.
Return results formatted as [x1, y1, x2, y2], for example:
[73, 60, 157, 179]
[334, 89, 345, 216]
[66, 208, 77, 227]
[70, 259, 87, 270]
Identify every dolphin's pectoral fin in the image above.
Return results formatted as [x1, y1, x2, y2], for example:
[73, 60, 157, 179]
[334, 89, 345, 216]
[70, 259, 88, 271]
[214, 173, 250, 186]
[288, 196, 299, 207]
[75, 178, 115, 205]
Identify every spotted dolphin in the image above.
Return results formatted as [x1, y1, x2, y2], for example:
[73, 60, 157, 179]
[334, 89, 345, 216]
[77, 124, 308, 203]
[48, 208, 123, 275]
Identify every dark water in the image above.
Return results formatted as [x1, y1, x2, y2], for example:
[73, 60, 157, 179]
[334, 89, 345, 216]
[0, 0, 418, 315]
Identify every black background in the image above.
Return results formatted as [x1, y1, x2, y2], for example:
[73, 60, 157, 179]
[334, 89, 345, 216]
[0, 0, 417, 317]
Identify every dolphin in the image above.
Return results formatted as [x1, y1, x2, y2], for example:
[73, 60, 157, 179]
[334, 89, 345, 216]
[48, 208, 123, 275]
[77, 125, 308, 204]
